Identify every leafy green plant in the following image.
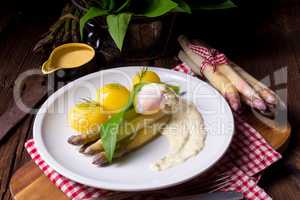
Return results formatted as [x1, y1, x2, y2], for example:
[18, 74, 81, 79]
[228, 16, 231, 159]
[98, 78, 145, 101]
[80, 0, 191, 51]
[80, 0, 236, 51]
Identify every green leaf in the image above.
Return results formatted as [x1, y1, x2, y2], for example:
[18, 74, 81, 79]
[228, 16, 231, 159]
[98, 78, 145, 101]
[108, 0, 115, 11]
[142, 0, 178, 17]
[115, 0, 131, 13]
[106, 13, 132, 51]
[125, 82, 145, 109]
[166, 84, 180, 94]
[100, 81, 138, 162]
[101, 111, 125, 162]
[172, 0, 192, 14]
[80, 7, 108, 39]
[95, 0, 109, 10]
[191, 0, 237, 10]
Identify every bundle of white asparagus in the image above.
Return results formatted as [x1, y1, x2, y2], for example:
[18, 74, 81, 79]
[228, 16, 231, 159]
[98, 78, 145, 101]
[177, 35, 277, 114]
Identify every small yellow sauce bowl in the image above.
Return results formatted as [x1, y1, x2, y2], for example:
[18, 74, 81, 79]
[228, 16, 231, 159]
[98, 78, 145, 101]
[42, 43, 95, 75]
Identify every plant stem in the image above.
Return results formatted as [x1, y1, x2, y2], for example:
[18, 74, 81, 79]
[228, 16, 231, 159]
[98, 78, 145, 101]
[63, 5, 75, 43]
[71, 9, 80, 42]
[33, 3, 75, 52]
[53, 27, 65, 48]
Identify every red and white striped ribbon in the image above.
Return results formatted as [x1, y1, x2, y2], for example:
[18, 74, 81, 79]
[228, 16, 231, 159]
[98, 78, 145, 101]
[189, 44, 228, 75]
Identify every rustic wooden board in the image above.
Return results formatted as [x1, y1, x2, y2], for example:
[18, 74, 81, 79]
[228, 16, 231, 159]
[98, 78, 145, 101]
[9, 112, 291, 200]
[10, 161, 68, 200]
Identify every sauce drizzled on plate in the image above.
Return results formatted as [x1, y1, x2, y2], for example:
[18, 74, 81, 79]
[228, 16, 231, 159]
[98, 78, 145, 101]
[152, 99, 206, 171]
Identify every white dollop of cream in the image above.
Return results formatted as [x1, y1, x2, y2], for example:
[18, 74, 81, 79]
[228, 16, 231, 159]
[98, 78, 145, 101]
[151, 99, 206, 171]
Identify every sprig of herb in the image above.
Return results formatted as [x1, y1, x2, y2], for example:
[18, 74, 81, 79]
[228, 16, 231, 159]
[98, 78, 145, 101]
[138, 67, 149, 81]
[166, 84, 180, 94]
[80, 97, 100, 106]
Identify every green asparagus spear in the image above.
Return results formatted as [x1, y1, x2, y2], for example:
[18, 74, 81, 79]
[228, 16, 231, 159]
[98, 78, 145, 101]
[92, 115, 171, 166]
[83, 111, 166, 155]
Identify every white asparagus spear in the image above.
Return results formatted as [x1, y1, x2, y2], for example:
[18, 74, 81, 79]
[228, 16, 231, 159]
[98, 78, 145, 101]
[178, 35, 266, 111]
[191, 39, 268, 110]
[240, 95, 275, 118]
[178, 50, 241, 111]
[231, 63, 277, 105]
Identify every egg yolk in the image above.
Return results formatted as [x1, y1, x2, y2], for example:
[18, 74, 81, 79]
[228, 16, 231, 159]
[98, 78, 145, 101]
[96, 83, 130, 112]
[132, 70, 160, 85]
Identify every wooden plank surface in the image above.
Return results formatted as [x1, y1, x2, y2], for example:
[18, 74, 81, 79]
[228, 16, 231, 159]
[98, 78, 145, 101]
[8, 111, 291, 200]
[1, 0, 300, 199]
[10, 162, 68, 200]
[0, 19, 48, 200]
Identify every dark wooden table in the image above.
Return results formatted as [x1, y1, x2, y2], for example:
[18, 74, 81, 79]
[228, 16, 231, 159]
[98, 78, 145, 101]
[1, 0, 300, 199]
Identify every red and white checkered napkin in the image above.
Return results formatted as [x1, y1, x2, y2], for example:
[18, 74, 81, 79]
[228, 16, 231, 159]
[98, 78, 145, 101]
[25, 64, 282, 200]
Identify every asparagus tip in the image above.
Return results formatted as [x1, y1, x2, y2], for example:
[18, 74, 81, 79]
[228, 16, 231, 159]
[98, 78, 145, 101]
[83, 147, 100, 155]
[253, 99, 267, 111]
[231, 102, 241, 112]
[92, 153, 108, 166]
[225, 93, 241, 112]
[267, 103, 276, 110]
[79, 145, 87, 153]
[67, 135, 82, 145]
[266, 94, 277, 105]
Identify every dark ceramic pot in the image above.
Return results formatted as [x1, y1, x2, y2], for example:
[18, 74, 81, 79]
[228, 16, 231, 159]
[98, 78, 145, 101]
[72, 0, 176, 61]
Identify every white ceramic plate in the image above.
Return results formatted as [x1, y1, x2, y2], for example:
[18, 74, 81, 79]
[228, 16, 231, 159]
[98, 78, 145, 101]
[33, 67, 234, 191]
